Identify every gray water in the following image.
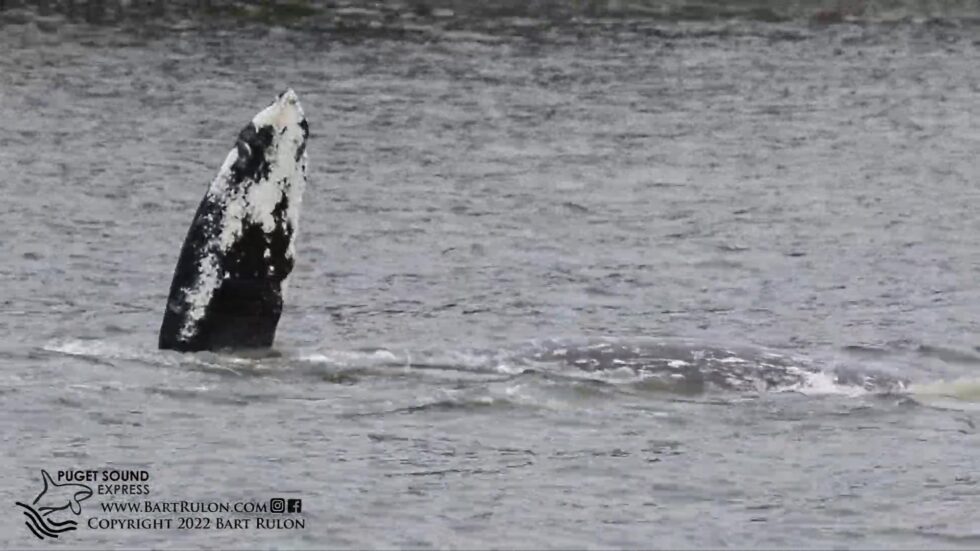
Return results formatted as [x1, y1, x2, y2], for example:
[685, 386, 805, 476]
[1, 16, 979, 549]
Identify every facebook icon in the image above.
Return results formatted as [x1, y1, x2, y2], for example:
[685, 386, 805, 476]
[287, 499, 302, 513]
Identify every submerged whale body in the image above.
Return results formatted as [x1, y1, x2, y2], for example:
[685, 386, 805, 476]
[159, 90, 309, 352]
[518, 338, 909, 394]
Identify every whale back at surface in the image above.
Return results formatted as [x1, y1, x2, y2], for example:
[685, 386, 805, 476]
[159, 91, 309, 352]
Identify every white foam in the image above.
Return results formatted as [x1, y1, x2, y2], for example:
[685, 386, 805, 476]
[776, 369, 871, 397]
[493, 362, 526, 375]
[45, 339, 143, 361]
[300, 349, 402, 367]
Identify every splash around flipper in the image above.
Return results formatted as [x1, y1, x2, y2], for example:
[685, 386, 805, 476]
[159, 90, 309, 352]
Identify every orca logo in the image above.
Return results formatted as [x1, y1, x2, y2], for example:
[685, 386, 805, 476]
[14, 470, 93, 540]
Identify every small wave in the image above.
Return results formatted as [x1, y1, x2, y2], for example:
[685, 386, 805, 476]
[43, 338, 177, 370]
[345, 395, 522, 417]
[45, 339, 140, 360]
[915, 345, 980, 366]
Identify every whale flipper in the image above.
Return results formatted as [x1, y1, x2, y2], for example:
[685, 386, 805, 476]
[159, 90, 309, 352]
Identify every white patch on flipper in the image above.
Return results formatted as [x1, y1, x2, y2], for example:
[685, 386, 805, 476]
[180, 253, 223, 341]
[176, 90, 308, 342]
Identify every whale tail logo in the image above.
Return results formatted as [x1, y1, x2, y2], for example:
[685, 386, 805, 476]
[14, 470, 93, 540]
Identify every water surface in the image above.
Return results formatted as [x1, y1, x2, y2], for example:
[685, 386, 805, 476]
[1, 18, 979, 548]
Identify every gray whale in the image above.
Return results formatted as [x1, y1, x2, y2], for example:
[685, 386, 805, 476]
[159, 90, 309, 352]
